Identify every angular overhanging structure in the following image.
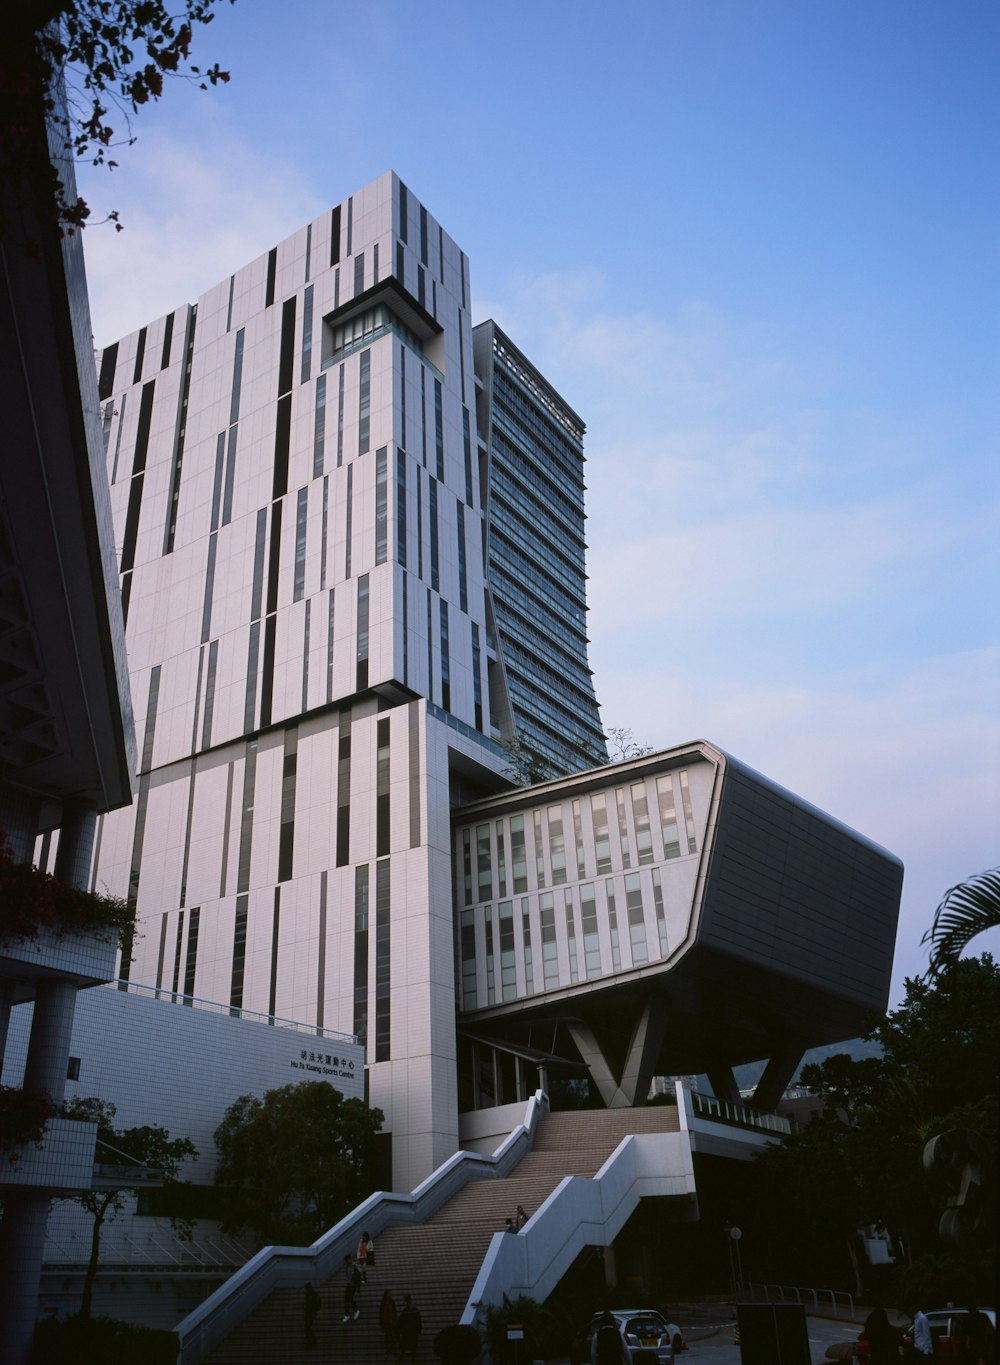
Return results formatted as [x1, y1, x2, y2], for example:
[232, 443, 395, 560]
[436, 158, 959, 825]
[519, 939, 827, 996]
[452, 740, 903, 1113]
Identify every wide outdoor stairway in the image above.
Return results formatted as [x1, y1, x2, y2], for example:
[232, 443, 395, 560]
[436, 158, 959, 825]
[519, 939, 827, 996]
[203, 1106, 680, 1364]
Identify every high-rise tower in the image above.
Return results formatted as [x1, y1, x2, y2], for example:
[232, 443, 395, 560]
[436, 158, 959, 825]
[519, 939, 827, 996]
[89, 173, 604, 1187]
[474, 321, 606, 778]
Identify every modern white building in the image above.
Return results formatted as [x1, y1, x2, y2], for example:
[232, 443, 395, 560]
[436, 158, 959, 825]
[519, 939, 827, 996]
[79, 171, 902, 1206]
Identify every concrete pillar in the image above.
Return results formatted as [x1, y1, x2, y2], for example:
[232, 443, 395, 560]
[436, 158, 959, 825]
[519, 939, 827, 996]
[751, 1043, 804, 1112]
[0, 978, 14, 1072]
[53, 799, 97, 890]
[23, 977, 77, 1104]
[0, 1192, 52, 1365]
[707, 1066, 742, 1106]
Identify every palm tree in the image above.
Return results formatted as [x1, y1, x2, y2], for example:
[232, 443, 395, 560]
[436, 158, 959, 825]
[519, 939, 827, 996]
[922, 867, 1000, 976]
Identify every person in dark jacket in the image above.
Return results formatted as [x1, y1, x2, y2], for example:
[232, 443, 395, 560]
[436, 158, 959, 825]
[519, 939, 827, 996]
[397, 1294, 422, 1361]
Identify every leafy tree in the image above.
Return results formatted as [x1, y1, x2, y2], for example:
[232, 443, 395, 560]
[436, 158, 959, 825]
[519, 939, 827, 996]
[59, 1097, 197, 1318]
[747, 955, 998, 1297]
[499, 735, 557, 787]
[213, 1081, 384, 1246]
[1, 0, 233, 235]
[922, 867, 1000, 978]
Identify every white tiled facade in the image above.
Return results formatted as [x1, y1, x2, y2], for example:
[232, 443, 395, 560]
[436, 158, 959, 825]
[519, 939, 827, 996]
[90, 173, 512, 1190]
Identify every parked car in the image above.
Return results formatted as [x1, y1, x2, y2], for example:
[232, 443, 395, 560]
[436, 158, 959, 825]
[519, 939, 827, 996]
[902, 1309, 996, 1360]
[585, 1309, 684, 1364]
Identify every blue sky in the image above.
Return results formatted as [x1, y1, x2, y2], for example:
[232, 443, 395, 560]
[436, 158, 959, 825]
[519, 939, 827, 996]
[76, 0, 1000, 1002]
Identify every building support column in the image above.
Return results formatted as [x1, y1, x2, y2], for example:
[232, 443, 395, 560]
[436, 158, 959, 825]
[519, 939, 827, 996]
[707, 1067, 742, 1106]
[569, 997, 667, 1108]
[53, 798, 97, 890]
[751, 1043, 804, 1112]
[0, 977, 14, 1069]
[0, 1192, 53, 1365]
[566, 1020, 621, 1108]
[23, 977, 77, 1105]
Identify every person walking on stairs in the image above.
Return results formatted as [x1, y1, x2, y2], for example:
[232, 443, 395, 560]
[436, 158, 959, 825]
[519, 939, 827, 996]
[341, 1253, 363, 1323]
[379, 1289, 398, 1356]
[303, 1281, 320, 1350]
[397, 1293, 422, 1361]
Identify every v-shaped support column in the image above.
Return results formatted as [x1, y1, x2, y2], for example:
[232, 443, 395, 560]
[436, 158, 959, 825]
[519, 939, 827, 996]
[568, 997, 668, 1108]
[751, 1043, 804, 1112]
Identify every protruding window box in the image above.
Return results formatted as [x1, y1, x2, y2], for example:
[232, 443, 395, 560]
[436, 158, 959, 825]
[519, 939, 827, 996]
[0, 1117, 98, 1192]
[0, 923, 118, 988]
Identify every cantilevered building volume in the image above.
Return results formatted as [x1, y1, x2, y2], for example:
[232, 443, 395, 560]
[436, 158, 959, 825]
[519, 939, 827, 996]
[87, 171, 902, 1198]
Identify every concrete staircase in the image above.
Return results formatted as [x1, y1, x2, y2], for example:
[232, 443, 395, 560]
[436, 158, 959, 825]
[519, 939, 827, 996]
[203, 1106, 680, 1364]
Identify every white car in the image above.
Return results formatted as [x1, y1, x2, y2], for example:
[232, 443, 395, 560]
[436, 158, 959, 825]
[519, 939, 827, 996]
[905, 1308, 996, 1357]
[587, 1309, 684, 1364]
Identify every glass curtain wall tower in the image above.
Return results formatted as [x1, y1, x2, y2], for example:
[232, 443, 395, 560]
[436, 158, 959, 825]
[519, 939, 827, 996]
[474, 322, 606, 778]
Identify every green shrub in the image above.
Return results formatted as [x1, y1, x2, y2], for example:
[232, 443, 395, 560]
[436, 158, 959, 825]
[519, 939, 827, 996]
[30, 1314, 178, 1365]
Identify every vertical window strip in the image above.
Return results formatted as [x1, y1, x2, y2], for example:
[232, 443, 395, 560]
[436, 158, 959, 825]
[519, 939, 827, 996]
[471, 622, 483, 731]
[606, 880, 621, 971]
[346, 195, 353, 256]
[460, 909, 477, 1009]
[189, 648, 204, 756]
[133, 326, 147, 384]
[376, 717, 390, 857]
[510, 815, 527, 893]
[353, 863, 369, 1042]
[374, 859, 391, 1061]
[219, 761, 234, 898]
[399, 182, 408, 243]
[476, 823, 491, 902]
[210, 432, 225, 531]
[495, 820, 507, 897]
[345, 464, 353, 578]
[160, 311, 174, 369]
[548, 806, 566, 884]
[358, 349, 371, 455]
[226, 275, 234, 332]
[278, 297, 296, 396]
[408, 700, 421, 848]
[110, 389, 127, 484]
[581, 883, 600, 978]
[183, 906, 200, 999]
[499, 901, 516, 1000]
[433, 378, 444, 480]
[592, 793, 611, 873]
[313, 373, 327, 478]
[200, 533, 218, 642]
[320, 476, 329, 589]
[98, 341, 118, 401]
[539, 894, 558, 990]
[293, 486, 308, 602]
[417, 264, 425, 309]
[573, 800, 587, 879]
[277, 726, 298, 882]
[163, 306, 197, 553]
[326, 588, 335, 704]
[426, 588, 433, 704]
[395, 241, 405, 287]
[416, 466, 424, 580]
[625, 873, 647, 964]
[419, 204, 428, 265]
[652, 868, 669, 957]
[244, 620, 261, 733]
[304, 222, 312, 282]
[456, 501, 468, 613]
[439, 599, 450, 711]
[401, 567, 409, 687]
[420, 368, 427, 467]
[222, 425, 238, 526]
[230, 327, 245, 426]
[484, 905, 495, 1003]
[565, 891, 578, 983]
[337, 363, 345, 466]
[155, 911, 168, 990]
[273, 394, 292, 500]
[354, 251, 365, 297]
[399, 344, 407, 447]
[616, 789, 632, 868]
[438, 223, 444, 282]
[202, 640, 219, 750]
[119, 664, 161, 982]
[236, 739, 258, 894]
[375, 446, 388, 564]
[522, 900, 533, 994]
[230, 893, 248, 1011]
[121, 379, 156, 573]
[356, 574, 369, 691]
[301, 283, 314, 384]
[656, 775, 681, 858]
[461, 828, 473, 906]
[632, 783, 654, 864]
[316, 870, 327, 1029]
[301, 598, 311, 713]
[429, 478, 439, 591]
[330, 204, 341, 265]
[462, 407, 474, 506]
[533, 810, 545, 888]
[679, 770, 698, 852]
[265, 246, 277, 307]
[171, 910, 184, 993]
[396, 449, 407, 568]
[268, 887, 281, 1019]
